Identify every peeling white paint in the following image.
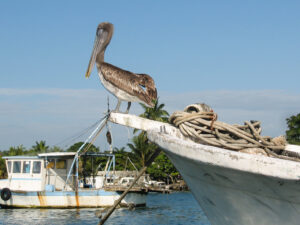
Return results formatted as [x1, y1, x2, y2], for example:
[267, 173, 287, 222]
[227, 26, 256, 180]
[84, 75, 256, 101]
[109, 112, 300, 225]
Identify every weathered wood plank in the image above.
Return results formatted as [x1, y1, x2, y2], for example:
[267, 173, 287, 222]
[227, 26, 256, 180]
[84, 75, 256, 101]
[109, 112, 187, 140]
[109, 112, 300, 155]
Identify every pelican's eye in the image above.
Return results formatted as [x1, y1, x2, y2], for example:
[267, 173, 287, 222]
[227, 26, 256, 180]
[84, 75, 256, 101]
[96, 28, 104, 36]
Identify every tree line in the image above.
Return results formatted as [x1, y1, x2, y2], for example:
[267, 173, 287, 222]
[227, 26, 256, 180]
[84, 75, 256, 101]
[1, 102, 300, 182]
[0, 100, 179, 183]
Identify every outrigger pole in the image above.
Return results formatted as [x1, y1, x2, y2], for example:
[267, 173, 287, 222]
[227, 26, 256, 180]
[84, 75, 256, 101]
[98, 147, 161, 225]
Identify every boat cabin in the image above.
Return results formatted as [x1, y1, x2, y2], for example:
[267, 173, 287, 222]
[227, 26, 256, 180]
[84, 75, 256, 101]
[1, 152, 77, 192]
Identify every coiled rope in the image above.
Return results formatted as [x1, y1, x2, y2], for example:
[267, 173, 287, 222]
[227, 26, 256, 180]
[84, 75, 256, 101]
[169, 103, 299, 162]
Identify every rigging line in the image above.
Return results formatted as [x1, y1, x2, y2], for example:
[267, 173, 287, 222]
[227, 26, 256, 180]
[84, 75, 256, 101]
[64, 114, 109, 190]
[56, 122, 100, 148]
[126, 126, 131, 142]
[77, 114, 109, 156]
[79, 113, 110, 157]
[79, 123, 106, 157]
[127, 157, 138, 171]
[53, 115, 108, 147]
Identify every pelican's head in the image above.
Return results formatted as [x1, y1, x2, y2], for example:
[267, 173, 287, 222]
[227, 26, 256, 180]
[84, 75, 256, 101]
[85, 22, 114, 78]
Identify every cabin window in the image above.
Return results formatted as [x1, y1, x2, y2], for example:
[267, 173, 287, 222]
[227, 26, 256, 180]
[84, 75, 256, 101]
[22, 161, 31, 173]
[47, 159, 55, 169]
[7, 161, 12, 173]
[56, 159, 66, 169]
[33, 161, 41, 174]
[106, 178, 114, 183]
[13, 161, 21, 173]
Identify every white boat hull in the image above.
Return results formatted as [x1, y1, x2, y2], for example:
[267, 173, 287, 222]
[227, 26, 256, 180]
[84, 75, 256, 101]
[148, 130, 300, 225]
[108, 112, 300, 224]
[0, 189, 146, 208]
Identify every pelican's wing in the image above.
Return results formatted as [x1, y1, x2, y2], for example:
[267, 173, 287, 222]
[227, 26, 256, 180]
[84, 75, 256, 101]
[100, 63, 156, 105]
[136, 73, 157, 102]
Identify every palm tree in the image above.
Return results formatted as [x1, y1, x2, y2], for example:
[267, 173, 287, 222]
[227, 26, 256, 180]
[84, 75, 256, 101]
[139, 98, 169, 122]
[134, 98, 169, 134]
[31, 141, 49, 154]
[113, 146, 126, 153]
[113, 146, 128, 170]
[129, 98, 180, 183]
[127, 133, 156, 168]
[130, 98, 169, 167]
[8, 145, 26, 156]
[49, 146, 64, 152]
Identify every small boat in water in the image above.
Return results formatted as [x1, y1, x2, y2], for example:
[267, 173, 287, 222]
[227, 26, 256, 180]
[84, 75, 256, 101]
[0, 152, 147, 208]
[109, 112, 300, 225]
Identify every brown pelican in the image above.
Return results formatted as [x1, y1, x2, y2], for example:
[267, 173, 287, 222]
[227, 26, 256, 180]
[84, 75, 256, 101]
[85, 22, 157, 113]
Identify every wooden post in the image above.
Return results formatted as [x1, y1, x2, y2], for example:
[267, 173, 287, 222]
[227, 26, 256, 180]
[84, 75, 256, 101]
[98, 148, 161, 225]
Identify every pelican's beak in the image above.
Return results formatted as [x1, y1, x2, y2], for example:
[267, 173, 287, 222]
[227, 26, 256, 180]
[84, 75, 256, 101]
[85, 35, 100, 78]
[85, 28, 107, 78]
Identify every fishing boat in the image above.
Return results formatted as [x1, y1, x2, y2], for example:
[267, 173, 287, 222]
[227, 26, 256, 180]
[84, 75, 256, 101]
[0, 151, 147, 208]
[109, 111, 300, 225]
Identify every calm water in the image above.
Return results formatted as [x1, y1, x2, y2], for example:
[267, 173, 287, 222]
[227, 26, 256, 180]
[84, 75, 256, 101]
[0, 192, 210, 225]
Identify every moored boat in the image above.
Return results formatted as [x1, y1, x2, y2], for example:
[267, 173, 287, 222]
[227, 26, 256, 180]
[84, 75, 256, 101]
[0, 152, 147, 208]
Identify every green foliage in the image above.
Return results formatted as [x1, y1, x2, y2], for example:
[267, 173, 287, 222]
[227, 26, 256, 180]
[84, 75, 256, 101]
[0, 145, 27, 178]
[0, 154, 6, 178]
[128, 98, 180, 183]
[134, 99, 169, 134]
[0, 141, 54, 178]
[286, 113, 300, 145]
[6, 145, 26, 156]
[67, 142, 103, 176]
[49, 146, 64, 152]
[139, 98, 169, 122]
[127, 133, 157, 168]
[66, 142, 81, 152]
[0, 99, 181, 184]
[147, 152, 179, 183]
[113, 147, 136, 171]
[31, 141, 49, 153]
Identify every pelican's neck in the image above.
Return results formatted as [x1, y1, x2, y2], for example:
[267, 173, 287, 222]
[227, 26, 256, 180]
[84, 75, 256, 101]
[96, 51, 105, 65]
[96, 24, 113, 66]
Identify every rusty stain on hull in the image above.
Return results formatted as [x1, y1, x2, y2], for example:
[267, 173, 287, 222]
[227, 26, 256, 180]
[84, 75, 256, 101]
[37, 192, 46, 206]
[75, 191, 79, 207]
[0, 187, 146, 208]
[0, 203, 146, 209]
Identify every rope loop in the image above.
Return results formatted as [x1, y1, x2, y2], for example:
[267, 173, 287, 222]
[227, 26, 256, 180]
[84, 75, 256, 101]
[169, 103, 299, 161]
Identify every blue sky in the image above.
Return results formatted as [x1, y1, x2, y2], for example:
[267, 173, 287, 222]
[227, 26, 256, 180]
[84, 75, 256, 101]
[1, 1, 300, 150]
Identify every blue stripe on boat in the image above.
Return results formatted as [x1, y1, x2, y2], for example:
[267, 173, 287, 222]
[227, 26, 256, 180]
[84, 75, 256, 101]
[11, 190, 118, 197]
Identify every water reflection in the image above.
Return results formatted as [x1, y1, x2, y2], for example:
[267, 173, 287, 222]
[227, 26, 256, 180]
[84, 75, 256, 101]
[0, 192, 210, 225]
